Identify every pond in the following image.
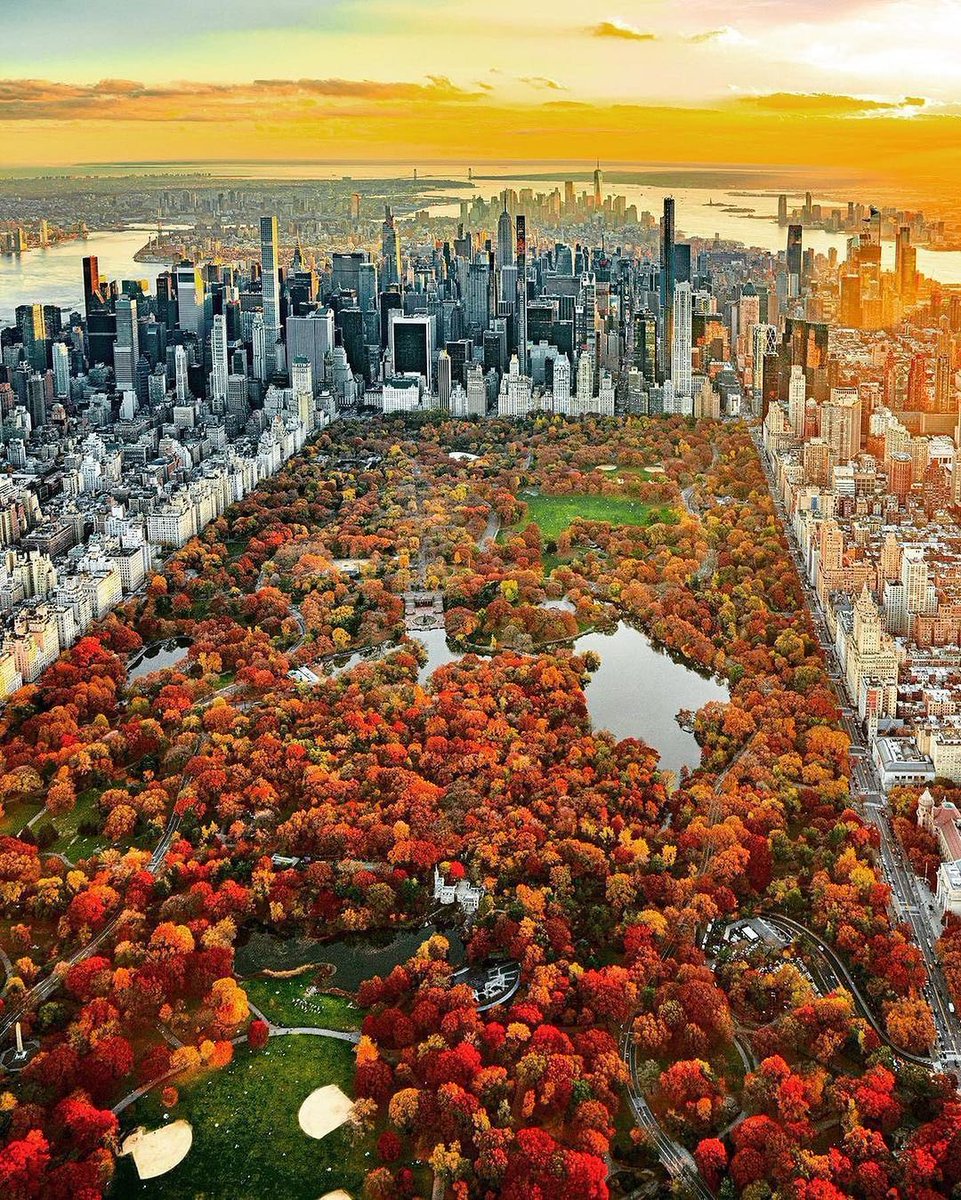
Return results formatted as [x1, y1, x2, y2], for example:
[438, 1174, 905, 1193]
[578, 622, 729, 775]
[236, 925, 465, 991]
[128, 637, 192, 681]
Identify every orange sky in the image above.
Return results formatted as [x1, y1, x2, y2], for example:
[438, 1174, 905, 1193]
[3, 0, 960, 210]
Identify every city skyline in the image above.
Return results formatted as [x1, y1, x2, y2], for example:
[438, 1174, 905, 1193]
[1, 0, 960, 206]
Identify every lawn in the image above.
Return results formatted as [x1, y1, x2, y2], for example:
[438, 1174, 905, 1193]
[111, 1036, 367, 1200]
[244, 977, 361, 1032]
[0, 796, 44, 837]
[500, 492, 676, 543]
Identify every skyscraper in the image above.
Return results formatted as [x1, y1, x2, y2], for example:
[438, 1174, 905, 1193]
[52, 342, 70, 399]
[259, 216, 281, 376]
[82, 256, 104, 317]
[660, 197, 676, 381]
[286, 310, 335, 388]
[211, 313, 228, 408]
[497, 196, 514, 271]
[174, 344, 189, 402]
[175, 262, 205, 339]
[671, 282, 693, 400]
[114, 295, 139, 393]
[787, 224, 803, 295]
[382, 206, 402, 289]
[515, 215, 528, 375]
[437, 349, 452, 410]
[593, 163, 603, 208]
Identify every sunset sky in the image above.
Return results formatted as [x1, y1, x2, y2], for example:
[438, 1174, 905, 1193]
[3, 0, 960, 196]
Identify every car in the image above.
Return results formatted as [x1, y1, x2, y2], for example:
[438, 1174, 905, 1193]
[950, 1003, 956, 1015]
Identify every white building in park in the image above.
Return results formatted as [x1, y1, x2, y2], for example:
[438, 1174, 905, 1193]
[433, 866, 485, 915]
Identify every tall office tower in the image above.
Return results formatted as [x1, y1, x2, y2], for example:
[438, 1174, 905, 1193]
[286, 310, 334, 388]
[174, 345, 189, 402]
[175, 262, 205, 338]
[515, 215, 528, 374]
[777, 194, 788, 226]
[259, 216, 281, 376]
[633, 314, 657, 382]
[437, 349, 452, 410]
[210, 314, 229, 408]
[26, 374, 47, 429]
[331, 251, 368, 297]
[466, 256, 491, 335]
[786, 224, 803, 295]
[670, 282, 693, 399]
[788, 364, 806, 437]
[382, 206, 403, 288]
[358, 262, 378, 312]
[155, 271, 178, 328]
[497, 196, 514, 270]
[17, 304, 47, 371]
[660, 197, 676, 380]
[114, 295, 139, 393]
[82, 256, 104, 317]
[751, 324, 779, 394]
[52, 342, 70, 399]
[291, 357, 314, 430]
[552, 354, 572, 414]
[389, 314, 436, 388]
[555, 243, 574, 276]
[593, 163, 603, 208]
[252, 313, 267, 382]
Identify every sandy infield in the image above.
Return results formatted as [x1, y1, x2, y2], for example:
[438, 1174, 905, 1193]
[122, 1119, 193, 1179]
[319, 1192, 353, 1200]
[298, 1084, 355, 1140]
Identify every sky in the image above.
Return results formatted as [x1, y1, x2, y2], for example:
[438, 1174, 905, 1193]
[1, 0, 960, 198]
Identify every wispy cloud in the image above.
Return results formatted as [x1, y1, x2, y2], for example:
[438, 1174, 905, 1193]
[520, 76, 566, 91]
[588, 20, 658, 42]
[0, 75, 483, 121]
[686, 27, 747, 46]
[731, 90, 932, 116]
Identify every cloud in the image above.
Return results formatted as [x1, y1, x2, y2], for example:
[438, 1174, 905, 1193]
[589, 20, 657, 41]
[520, 76, 566, 91]
[686, 27, 747, 45]
[729, 91, 935, 118]
[0, 75, 484, 122]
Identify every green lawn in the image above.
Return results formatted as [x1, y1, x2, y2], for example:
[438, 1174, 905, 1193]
[244, 977, 361, 1032]
[500, 492, 676, 543]
[0, 796, 44, 837]
[112, 1036, 367, 1200]
[48, 790, 107, 860]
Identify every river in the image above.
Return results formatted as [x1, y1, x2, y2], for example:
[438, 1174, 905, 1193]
[0, 226, 177, 324]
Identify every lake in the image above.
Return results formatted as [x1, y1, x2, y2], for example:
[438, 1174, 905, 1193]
[578, 623, 728, 775]
[329, 620, 727, 775]
[128, 637, 192, 681]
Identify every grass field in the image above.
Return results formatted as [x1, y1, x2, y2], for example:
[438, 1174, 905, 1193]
[243, 978, 361, 1032]
[501, 492, 676, 543]
[111, 1036, 366, 1200]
